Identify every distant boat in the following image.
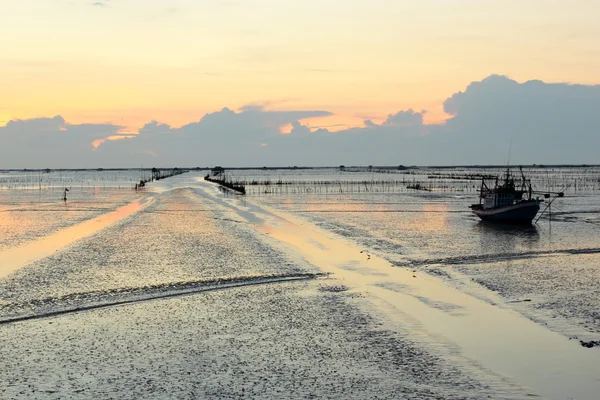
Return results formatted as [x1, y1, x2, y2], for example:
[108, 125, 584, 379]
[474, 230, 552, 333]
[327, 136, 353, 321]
[470, 168, 543, 224]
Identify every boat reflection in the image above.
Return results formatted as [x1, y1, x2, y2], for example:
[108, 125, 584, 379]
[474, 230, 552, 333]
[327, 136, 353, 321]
[474, 220, 540, 254]
[475, 221, 540, 237]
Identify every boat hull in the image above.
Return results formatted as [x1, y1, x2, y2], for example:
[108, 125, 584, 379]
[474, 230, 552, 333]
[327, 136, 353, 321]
[472, 201, 540, 223]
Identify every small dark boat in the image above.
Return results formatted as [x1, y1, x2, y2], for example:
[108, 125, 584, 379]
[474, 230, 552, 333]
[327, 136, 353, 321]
[470, 168, 542, 224]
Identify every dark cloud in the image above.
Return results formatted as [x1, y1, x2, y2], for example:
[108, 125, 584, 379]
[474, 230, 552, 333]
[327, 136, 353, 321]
[138, 121, 173, 137]
[95, 106, 333, 167]
[0, 116, 123, 168]
[2, 75, 600, 167]
[383, 109, 424, 126]
[288, 121, 312, 136]
[437, 75, 600, 164]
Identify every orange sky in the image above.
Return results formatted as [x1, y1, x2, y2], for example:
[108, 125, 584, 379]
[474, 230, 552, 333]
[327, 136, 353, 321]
[2, 0, 600, 133]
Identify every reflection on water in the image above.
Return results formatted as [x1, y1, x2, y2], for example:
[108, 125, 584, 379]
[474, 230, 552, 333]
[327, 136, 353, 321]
[474, 221, 540, 254]
[0, 197, 151, 278]
[404, 204, 449, 232]
[474, 221, 540, 238]
[0, 188, 140, 253]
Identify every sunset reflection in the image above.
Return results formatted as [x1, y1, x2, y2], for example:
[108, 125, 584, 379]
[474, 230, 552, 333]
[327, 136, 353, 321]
[403, 204, 449, 232]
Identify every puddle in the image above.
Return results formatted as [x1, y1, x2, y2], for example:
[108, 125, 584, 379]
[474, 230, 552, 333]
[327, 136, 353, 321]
[0, 196, 154, 278]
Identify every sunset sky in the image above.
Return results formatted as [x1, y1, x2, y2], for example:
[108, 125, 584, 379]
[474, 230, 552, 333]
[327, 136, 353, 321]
[2, 0, 600, 167]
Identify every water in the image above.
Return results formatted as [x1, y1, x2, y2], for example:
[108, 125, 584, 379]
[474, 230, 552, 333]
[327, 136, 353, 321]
[1, 168, 599, 399]
[0, 169, 151, 189]
[237, 167, 600, 339]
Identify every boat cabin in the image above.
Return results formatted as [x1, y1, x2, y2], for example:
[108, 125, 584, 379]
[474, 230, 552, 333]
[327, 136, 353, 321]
[477, 168, 532, 210]
[483, 192, 520, 209]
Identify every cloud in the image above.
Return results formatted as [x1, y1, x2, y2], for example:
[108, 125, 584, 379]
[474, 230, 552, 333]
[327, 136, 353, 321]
[4, 115, 66, 132]
[288, 121, 311, 136]
[0, 116, 123, 168]
[137, 121, 173, 137]
[437, 74, 600, 163]
[2, 75, 600, 167]
[95, 106, 333, 167]
[383, 109, 425, 126]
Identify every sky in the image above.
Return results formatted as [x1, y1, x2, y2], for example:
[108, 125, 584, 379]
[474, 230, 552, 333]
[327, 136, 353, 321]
[1, 0, 600, 167]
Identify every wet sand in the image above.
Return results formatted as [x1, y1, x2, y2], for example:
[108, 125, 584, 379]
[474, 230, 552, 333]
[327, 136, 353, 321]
[2, 279, 528, 399]
[267, 189, 600, 344]
[0, 196, 152, 278]
[196, 179, 600, 400]
[0, 188, 138, 252]
[1, 173, 599, 399]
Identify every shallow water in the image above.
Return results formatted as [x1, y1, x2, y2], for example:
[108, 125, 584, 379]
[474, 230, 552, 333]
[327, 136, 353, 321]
[192, 178, 600, 400]
[0, 187, 139, 251]
[250, 170, 600, 339]
[1, 169, 600, 399]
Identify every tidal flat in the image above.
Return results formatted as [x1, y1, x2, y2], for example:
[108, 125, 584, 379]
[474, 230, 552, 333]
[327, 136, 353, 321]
[1, 168, 600, 399]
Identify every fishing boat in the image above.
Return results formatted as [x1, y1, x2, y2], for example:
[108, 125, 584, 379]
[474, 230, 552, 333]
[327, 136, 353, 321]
[470, 168, 549, 224]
